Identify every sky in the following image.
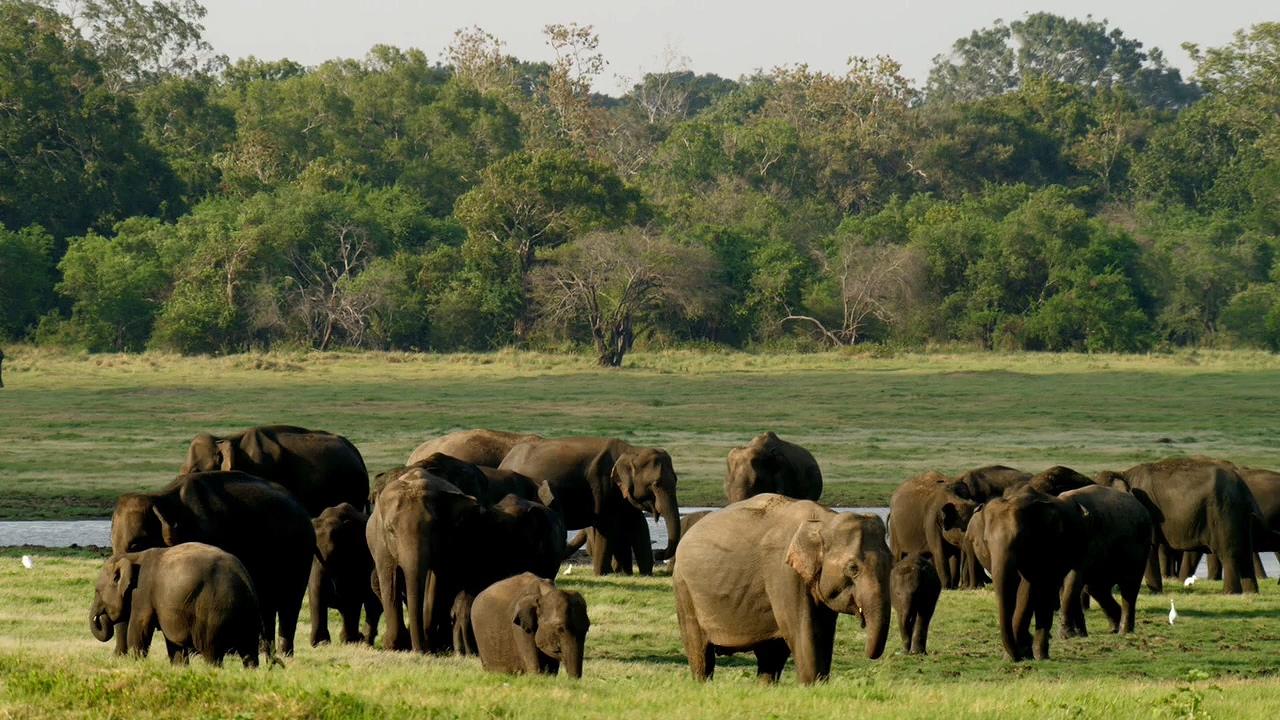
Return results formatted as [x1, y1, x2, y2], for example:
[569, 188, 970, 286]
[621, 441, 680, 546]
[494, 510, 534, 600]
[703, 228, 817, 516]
[198, 1, 1274, 94]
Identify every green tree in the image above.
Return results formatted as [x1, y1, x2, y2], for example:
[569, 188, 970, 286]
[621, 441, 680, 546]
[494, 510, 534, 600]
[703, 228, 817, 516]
[0, 224, 56, 338]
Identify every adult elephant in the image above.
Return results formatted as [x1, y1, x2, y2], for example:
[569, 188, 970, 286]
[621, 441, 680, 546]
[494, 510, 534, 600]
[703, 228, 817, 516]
[109, 471, 315, 655]
[982, 486, 1082, 661]
[1183, 464, 1280, 582]
[407, 429, 542, 468]
[500, 437, 681, 576]
[370, 454, 490, 505]
[888, 471, 977, 589]
[181, 425, 369, 516]
[1097, 457, 1266, 594]
[367, 473, 567, 653]
[673, 495, 890, 683]
[723, 432, 822, 503]
[1057, 484, 1152, 638]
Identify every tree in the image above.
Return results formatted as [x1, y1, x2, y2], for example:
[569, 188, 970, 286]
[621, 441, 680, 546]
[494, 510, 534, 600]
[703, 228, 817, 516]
[927, 13, 1197, 109]
[532, 229, 719, 366]
[0, 2, 177, 241]
[782, 240, 924, 346]
[0, 224, 56, 338]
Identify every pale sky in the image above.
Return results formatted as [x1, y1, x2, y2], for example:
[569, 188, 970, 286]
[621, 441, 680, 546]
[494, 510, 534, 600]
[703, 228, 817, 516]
[199, 1, 1274, 93]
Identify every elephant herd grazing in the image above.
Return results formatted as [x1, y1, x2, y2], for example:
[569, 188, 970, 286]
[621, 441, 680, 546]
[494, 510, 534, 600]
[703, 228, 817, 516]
[89, 424, 1280, 682]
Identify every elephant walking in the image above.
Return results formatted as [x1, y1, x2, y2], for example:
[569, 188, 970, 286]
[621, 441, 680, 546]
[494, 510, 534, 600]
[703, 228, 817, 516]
[888, 471, 976, 589]
[673, 495, 890, 684]
[500, 437, 682, 576]
[1057, 485, 1152, 638]
[309, 503, 381, 647]
[1097, 458, 1266, 594]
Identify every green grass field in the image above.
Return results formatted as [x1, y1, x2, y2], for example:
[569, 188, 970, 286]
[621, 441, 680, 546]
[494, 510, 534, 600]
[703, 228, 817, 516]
[3, 348, 1280, 717]
[3, 346, 1280, 518]
[1, 548, 1279, 719]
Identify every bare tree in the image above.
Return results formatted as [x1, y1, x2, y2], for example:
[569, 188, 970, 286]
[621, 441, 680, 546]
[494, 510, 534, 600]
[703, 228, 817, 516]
[285, 222, 378, 350]
[781, 241, 924, 346]
[533, 229, 720, 367]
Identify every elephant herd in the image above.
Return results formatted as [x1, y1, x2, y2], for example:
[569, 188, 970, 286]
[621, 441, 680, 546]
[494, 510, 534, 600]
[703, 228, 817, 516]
[88, 423, 1280, 682]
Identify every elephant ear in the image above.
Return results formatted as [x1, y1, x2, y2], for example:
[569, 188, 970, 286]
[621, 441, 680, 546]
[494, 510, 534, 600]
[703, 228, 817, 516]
[535, 482, 561, 513]
[512, 595, 539, 633]
[937, 502, 964, 532]
[114, 556, 137, 603]
[785, 520, 825, 586]
[610, 455, 638, 502]
[151, 493, 183, 545]
[238, 428, 282, 470]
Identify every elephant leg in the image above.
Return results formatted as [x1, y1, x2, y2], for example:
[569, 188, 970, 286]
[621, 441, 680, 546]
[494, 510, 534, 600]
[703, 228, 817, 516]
[1089, 586, 1123, 634]
[674, 577, 714, 681]
[259, 605, 276, 658]
[1221, 549, 1258, 595]
[165, 639, 188, 665]
[1178, 551, 1199, 584]
[898, 606, 914, 653]
[1158, 545, 1177, 577]
[379, 564, 407, 651]
[1011, 580, 1034, 661]
[1253, 552, 1267, 580]
[628, 511, 654, 576]
[993, 560, 1024, 662]
[340, 602, 364, 644]
[1144, 545, 1164, 594]
[277, 595, 302, 656]
[753, 639, 790, 683]
[947, 554, 961, 589]
[1118, 578, 1140, 634]
[1031, 583, 1057, 661]
[308, 568, 330, 647]
[363, 590, 382, 647]
[113, 621, 129, 656]
[913, 593, 937, 655]
[127, 607, 157, 658]
[1059, 571, 1085, 639]
[590, 527, 614, 576]
[788, 605, 836, 684]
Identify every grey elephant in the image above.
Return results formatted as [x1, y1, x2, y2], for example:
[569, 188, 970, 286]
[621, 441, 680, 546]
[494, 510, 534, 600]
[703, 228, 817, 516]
[110, 471, 315, 656]
[181, 425, 369, 516]
[724, 432, 822, 503]
[1097, 457, 1270, 594]
[451, 592, 478, 656]
[892, 553, 940, 655]
[673, 495, 891, 683]
[471, 573, 589, 678]
[500, 437, 681, 576]
[408, 429, 543, 467]
[371, 454, 491, 505]
[889, 471, 977, 589]
[1057, 484, 1152, 638]
[308, 503, 381, 647]
[90, 543, 260, 667]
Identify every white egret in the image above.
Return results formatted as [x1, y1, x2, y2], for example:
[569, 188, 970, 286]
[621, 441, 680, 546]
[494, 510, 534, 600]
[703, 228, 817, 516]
[1168, 599, 1178, 624]
[1184, 575, 1197, 587]
[20, 555, 33, 570]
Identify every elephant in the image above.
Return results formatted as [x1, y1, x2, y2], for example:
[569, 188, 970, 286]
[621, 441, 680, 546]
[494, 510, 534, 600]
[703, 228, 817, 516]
[964, 506, 991, 581]
[1057, 485, 1152, 638]
[888, 471, 977, 589]
[181, 425, 369, 516]
[471, 573, 589, 678]
[308, 503, 381, 647]
[500, 437, 682, 576]
[110, 471, 315, 656]
[408, 429, 543, 467]
[0, 348, 5, 388]
[367, 471, 569, 654]
[478, 467, 544, 505]
[673, 494, 891, 684]
[90, 543, 260, 667]
[723, 432, 822, 503]
[655, 510, 713, 569]
[982, 486, 1083, 661]
[371, 454, 490, 505]
[1096, 457, 1268, 594]
[954, 465, 1032, 502]
[891, 553, 940, 655]
[1025, 465, 1095, 495]
[568, 510, 655, 574]
[1182, 464, 1280, 582]
[451, 592, 477, 656]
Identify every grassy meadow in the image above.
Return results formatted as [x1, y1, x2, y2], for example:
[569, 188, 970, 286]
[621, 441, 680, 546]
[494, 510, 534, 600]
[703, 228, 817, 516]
[2, 548, 1280, 719]
[3, 345, 1280, 518]
[3, 347, 1280, 717]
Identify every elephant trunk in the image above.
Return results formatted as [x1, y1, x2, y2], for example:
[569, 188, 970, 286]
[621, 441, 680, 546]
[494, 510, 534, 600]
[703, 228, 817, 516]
[863, 569, 891, 659]
[655, 490, 681, 562]
[89, 599, 113, 642]
[991, 548, 1023, 661]
[561, 637, 585, 678]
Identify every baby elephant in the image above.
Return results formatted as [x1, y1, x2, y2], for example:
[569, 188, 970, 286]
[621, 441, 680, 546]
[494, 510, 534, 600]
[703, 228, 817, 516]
[892, 553, 941, 655]
[89, 543, 260, 666]
[309, 503, 381, 647]
[451, 592, 477, 657]
[471, 573, 589, 677]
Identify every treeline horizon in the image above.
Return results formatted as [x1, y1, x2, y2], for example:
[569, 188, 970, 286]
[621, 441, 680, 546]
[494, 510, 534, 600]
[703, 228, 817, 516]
[2, 1, 1278, 365]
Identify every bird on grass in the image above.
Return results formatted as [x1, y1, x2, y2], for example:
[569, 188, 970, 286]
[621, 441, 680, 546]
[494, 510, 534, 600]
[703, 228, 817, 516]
[21, 555, 33, 570]
[1169, 599, 1178, 625]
